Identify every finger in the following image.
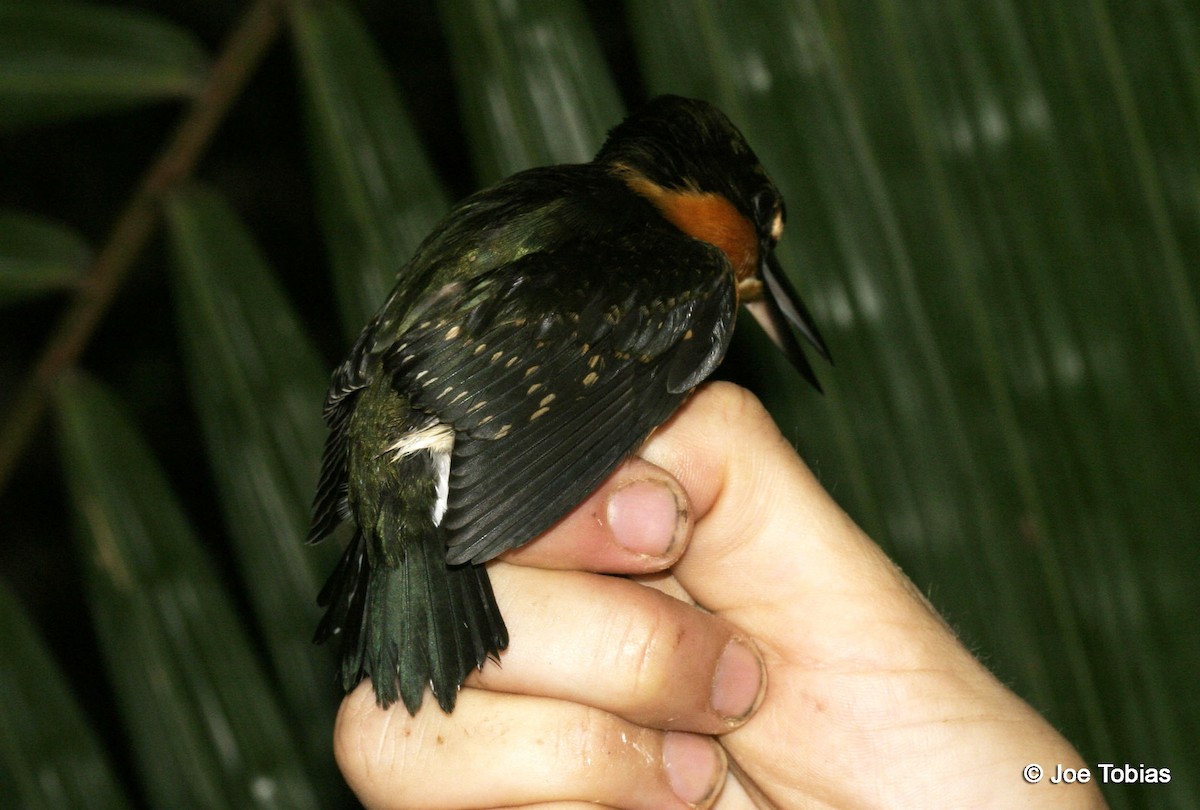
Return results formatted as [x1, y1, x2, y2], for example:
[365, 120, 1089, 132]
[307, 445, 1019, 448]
[335, 683, 728, 810]
[500, 457, 693, 574]
[470, 562, 765, 732]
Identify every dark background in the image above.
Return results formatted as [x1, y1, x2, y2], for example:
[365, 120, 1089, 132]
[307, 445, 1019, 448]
[2, 2, 1197, 807]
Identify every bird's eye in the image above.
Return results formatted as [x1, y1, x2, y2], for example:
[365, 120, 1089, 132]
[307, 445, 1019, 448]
[751, 190, 772, 220]
[751, 189, 783, 240]
[751, 190, 784, 243]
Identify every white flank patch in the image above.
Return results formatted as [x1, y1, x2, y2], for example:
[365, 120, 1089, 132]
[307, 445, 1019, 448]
[431, 449, 451, 526]
[382, 423, 455, 525]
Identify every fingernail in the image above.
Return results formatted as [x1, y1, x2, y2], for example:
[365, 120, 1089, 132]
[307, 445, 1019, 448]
[711, 638, 765, 722]
[606, 478, 685, 557]
[662, 731, 726, 807]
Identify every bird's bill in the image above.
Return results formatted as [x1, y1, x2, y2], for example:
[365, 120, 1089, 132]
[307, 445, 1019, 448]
[744, 252, 832, 392]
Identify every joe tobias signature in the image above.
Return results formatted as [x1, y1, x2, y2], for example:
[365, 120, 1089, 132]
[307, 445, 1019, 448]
[1023, 762, 1171, 785]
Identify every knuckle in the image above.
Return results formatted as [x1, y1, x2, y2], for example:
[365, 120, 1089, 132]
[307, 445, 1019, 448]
[704, 381, 769, 429]
[552, 704, 637, 775]
[601, 596, 682, 704]
[334, 690, 427, 806]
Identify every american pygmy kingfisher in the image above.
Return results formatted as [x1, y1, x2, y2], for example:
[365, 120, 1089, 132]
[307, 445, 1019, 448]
[308, 96, 831, 714]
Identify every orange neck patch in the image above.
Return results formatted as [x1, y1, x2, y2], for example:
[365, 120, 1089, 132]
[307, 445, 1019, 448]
[620, 171, 759, 281]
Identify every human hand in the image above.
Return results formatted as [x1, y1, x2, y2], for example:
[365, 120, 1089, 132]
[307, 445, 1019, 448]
[333, 382, 1105, 809]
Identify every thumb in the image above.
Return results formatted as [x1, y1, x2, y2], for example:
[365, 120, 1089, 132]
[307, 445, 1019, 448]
[636, 382, 938, 658]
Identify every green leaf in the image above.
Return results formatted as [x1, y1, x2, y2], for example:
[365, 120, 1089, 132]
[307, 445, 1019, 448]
[437, 0, 625, 182]
[0, 210, 90, 304]
[164, 184, 342, 793]
[0, 2, 207, 131]
[54, 373, 321, 809]
[289, 0, 450, 336]
[629, 2, 1200, 806]
[0, 580, 132, 810]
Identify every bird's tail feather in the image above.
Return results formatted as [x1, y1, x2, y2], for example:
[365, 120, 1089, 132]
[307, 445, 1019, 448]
[315, 524, 508, 714]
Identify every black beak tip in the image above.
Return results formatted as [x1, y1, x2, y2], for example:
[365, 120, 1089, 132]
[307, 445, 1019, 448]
[800, 360, 825, 394]
[809, 327, 833, 366]
[754, 253, 833, 393]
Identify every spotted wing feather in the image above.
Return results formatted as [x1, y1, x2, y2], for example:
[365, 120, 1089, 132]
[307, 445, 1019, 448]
[384, 229, 736, 565]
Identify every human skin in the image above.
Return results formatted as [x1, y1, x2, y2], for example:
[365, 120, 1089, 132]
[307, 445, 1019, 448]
[333, 382, 1106, 809]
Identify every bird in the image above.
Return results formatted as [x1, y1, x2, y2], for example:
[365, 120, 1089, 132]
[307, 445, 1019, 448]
[308, 95, 831, 715]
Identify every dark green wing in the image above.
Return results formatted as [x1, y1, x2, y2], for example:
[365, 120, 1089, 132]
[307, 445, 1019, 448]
[383, 226, 736, 565]
[307, 321, 378, 545]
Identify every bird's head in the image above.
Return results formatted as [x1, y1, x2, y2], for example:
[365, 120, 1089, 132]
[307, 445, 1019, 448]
[595, 95, 831, 390]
